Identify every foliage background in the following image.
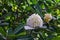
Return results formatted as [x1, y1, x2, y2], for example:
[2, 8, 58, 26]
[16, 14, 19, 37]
[0, 0, 60, 40]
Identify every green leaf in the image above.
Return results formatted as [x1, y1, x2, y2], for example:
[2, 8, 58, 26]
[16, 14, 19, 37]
[26, 6, 32, 10]
[17, 35, 34, 40]
[14, 23, 24, 34]
[8, 28, 14, 35]
[0, 27, 6, 36]
[39, 32, 45, 40]
[56, 0, 60, 2]
[31, 0, 38, 4]
[32, 4, 43, 17]
[52, 36, 60, 40]
[27, 0, 32, 5]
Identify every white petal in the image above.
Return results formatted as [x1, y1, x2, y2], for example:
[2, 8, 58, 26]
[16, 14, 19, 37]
[24, 26, 34, 30]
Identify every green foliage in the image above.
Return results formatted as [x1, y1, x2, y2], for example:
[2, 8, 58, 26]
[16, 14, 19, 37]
[0, 0, 60, 40]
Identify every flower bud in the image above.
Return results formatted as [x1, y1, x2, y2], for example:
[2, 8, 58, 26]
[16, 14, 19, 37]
[44, 14, 52, 23]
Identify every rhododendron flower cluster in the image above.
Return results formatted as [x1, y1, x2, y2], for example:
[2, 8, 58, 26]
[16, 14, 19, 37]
[24, 13, 52, 30]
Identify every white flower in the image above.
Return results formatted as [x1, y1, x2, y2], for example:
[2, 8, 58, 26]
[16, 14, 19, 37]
[24, 14, 43, 30]
[44, 14, 52, 23]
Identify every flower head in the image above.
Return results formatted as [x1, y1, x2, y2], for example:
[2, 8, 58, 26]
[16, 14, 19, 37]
[44, 14, 52, 23]
[24, 14, 43, 30]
